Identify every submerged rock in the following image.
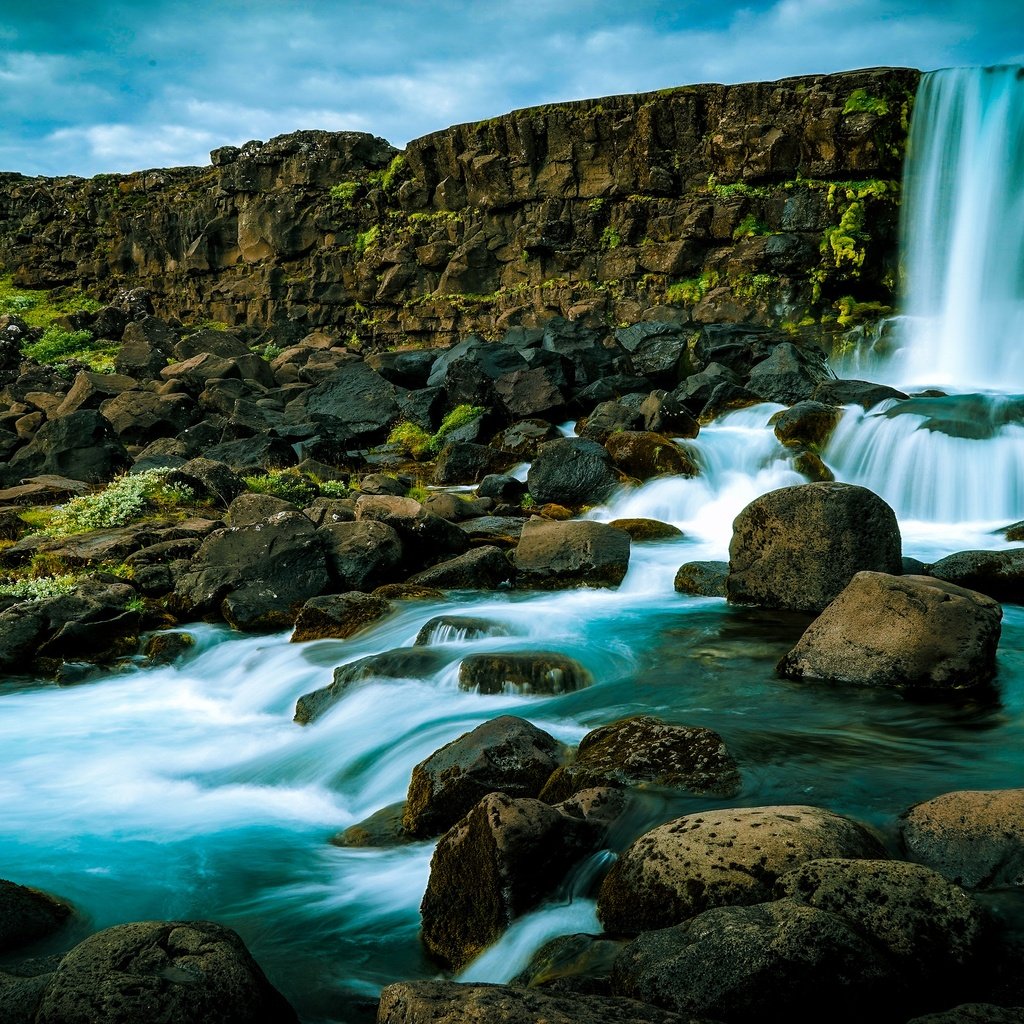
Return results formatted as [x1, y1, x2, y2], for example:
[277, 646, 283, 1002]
[458, 652, 592, 695]
[777, 573, 1002, 690]
[403, 716, 564, 838]
[512, 932, 626, 996]
[0, 879, 73, 955]
[727, 482, 902, 613]
[414, 616, 512, 646]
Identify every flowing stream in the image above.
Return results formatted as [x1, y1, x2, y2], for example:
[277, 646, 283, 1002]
[3, 65, 1024, 1024]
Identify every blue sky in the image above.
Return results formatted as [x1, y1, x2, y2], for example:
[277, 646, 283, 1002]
[2, 0, 1022, 177]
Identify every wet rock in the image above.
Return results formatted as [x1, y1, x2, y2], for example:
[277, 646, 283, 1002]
[376, 980, 695, 1024]
[32, 919, 297, 1024]
[372, 583, 445, 602]
[0, 879, 73, 955]
[671, 362, 739, 416]
[420, 792, 601, 970]
[745, 342, 829, 405]
[792, 450, 834, 482]
[458, 652, 592, 696]
[696, 383, 761, 423]
[597, 804, 885, 934]
[355, 495, 470, 566]
[513, 519, 630, 590]
[770, 400, 843, 449]
[511, 933, 627, 996]
[227, 492, 299, 525]
[414, 616, 512, 646]
[610, 898, 892, 1024]
[616, 322, 693, 387]
[812, 378, 908, 410]
[407, 546, 513, 590]
[143, 631, 196, 665]
[727, 482, 902, 613]
[577, 401, 643, 443]
[290, 592, 392, 643]
[604, 431, 699, 481]
[319, 520, 404, 591]
[673, 561, 728, 597]
[777, 573, 1002, 690]
[331, 802, 413, 848]
[403, 716, 564, 838]
[527, 437, 620, 507]
[609, 519, 684, 542]
[358, 473, 408, 497]
[899, 789, 1024, 889]
[540, 716, 739, 803]
[638, 392, 700, 439]
[929, 549, 1024, 604]
[775, 858, 986, 994]
[491, 418, 561, 458]
[477, 474, 527, 503]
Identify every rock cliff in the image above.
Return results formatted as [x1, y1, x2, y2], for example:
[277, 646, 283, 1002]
[0, 67, 919, 351]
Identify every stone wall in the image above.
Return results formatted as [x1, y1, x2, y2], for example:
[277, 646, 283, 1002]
[0, 67, 919, 351]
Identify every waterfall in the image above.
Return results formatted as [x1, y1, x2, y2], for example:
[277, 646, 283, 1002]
[890, 65, 1024, 389]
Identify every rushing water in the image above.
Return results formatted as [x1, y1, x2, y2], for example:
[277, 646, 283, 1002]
[4, 65, 1024, 1024]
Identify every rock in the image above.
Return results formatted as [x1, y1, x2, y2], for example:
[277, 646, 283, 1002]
[355, 495, 470, 566]
[673, 561, 728, 597]
[527, 438, 620, 507]
[792, 450, 834, 482]
[775, 858, 986, 992]
[727, 482, 902, 613]
[4, 409, 130, 486]
[294, 647, 449, 724]
[290, 592, 392, 643]
[696, 383, 761, 423]
[616, 322, 692, 386]
[100, 390, 195, 446]
[331, 802, 413, 848]
[609, 519, 683, 542]
[373, 583, 445, 602]
[494, 365, 569, 421]
[540, 717, 739, 803]
[204, 435, 298, 473]
[477, 474, 526, 503]
[777, 573, 1002, 690]
[376, 980, 695, 1024]
[511, 933, 627, 996]
[604, 432, 699, 481]
[433, 442, 505, 485]
[929, 549, 1024, 604]
[296, 360, 401, 450]
[303, 497, 355, 527]
[319, 520, 404, 591]
[458, 652, 592, 695]
[597, 804, 885, 934]
[610, 898, 892, 1024]
[638, 392, 700, 439]
[491, 419, 561, 458]
[458, 516, 527, 548]
[513, 519, 630, 590]
[358, 473, 408, 497]
[403, 716, 564, 838]
[672, 363, 739, 416]
[174, 511, 330, 630]
[407, 547, 513, 590]
[904, 1005, 1024, 1023]
[0, 879, 73, 955]
[143, 631, 196, 665]
[165, 458, 243, 507]
[769, 401, 843, 449]
[745, 342, 829, 404]
[115, 316, 176, 379]
[227, 492, 299, 525]
[32, 919, 297, 1024]
[421, 492, 482, 522]
[414, 616, 512, 646]
[577, 401, 643, 443]
[420, 792, 600, 970]
[899, 789, 1024, 889]
[812, 378, 908, 410]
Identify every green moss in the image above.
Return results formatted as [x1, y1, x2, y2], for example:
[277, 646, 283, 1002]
[704, 175, 772, 200]
[388, 421, 433, 459]
[587, 198, 606, 214]
[242, 469, 319, 505]
[330, 180, 361, 205]
[835, 296, 893, 328]
[666, 270, 720, 306]
[600, 226, 622, 250]
[367, 154, 409, 195]
[430, 404, 485, 454]
[843, 89, 890, 116]
[354, 225, 381, 258]
[732, 214, 770, 240]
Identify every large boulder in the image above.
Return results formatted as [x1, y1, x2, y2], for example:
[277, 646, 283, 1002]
[540, 717, 739, 803]
[770, 400, 843, 449]
[31, 920, 297, 1024]
[403, 716, 564, 838]
[406, 546, 513, 590]
[458, 652, 592, 695]
[777, 573, 1002, 690]
[354, 495, 469, 568]
[420, 793, 600, 970]
[899, 789, 1024, 889]
[290, 592, 392, 643]
[610, 898, 893, 1024]
[513, 519, 630, 590]
[744, 342, 829, 405]
[100, 390, 195, 446]
[4, 410, 130, 486]
[604, 432, 698, 481]
[0, 879, 73, 955]
[597, 805, 885, 934]
[527, 438, 620, 507]
[727, 482, 902, 613]
[376, 981, 695, 1024]
[318, 519, 403, 591]
[929, 549, 1024, 604]
[174, 511, 330, 630]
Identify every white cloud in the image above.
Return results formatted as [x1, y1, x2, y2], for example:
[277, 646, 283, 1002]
[44, 123, 217, 171]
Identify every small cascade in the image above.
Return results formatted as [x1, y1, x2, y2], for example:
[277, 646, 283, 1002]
[888, 65, 1024, 389]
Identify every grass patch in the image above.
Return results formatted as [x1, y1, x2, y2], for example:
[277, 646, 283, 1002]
[388, 404, 485, 459]
[242, 469, 320, 506]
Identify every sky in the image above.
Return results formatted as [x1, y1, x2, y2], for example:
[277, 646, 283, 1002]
[1, 0, 1022, 178]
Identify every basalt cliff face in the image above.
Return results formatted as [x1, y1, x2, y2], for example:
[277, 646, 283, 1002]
[0, 67, 919, 350]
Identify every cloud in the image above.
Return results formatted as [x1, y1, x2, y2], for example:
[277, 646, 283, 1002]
[43, 124, 218, 173]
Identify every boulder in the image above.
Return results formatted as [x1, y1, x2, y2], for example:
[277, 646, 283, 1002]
[899, 789, 1024, 889]
[494, 365, 569, 421]
[204, 435, 298, 473]
[414, 616, 512, 646]
[540, 717, 739, 803]
[604, 432, 699, 481]
[433, 442, 506, 485]
[354, 495, 470, 566]
[511, 932, 626, 996]
[318, 520, 403, 591]
[4, 410, 130, 486]
[403, 716, 564, 838]
[0, 879, 73, 955]
[115, 316, 176, 379]
[407, 546, 513, 590]
[527, 438, 620, 507]
[100, 390, 195, 446]
[290, 592, 392, 643]
[459, 516, 527, 549]
[638, 392, 700, 439]
[609, 519, 683, 542]
[143, 631, 196, 665]
[32, 920, 297, 1024]
[174, 511, 330, 630]
[727, 482, 902, 613]
[597, 805, 885, 934]
[615, 322, 692, 386]
[904, 1006, 1024, 1023]
[777, 573, 1002, 690]
[696, 383, 761, 423]
[793, 450, 834, 482]
[477, 474, 527, 503]
[294, 648, 449, 725]
[929, 549, 1024, 604]
[770, 401, 843, 449]
[458, 652, 592, 695]
[812, 378, 908, 410]
[166, 458, 243, 507]
[745, 342, 829, 405]
[513, 519, 630, 590]
[610, 898, 892, 1024]
[577, 401, 643, 443]
[673, 561, 728, 597]
[420, 792, 600, 970]
[227, 493, 299, 526]
[331, 802, 412, 849]
[376, 981, 694, 1024]
[490, 418, 561, 458]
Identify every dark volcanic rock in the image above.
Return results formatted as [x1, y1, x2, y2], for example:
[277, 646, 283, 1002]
[4, 410, 130, 486]
[458, 652, 592, 695]
[403, 716, 564, 838]
[674, 560, 728, 597]
[318, 519, 403, 591]
[727, 482, 902, 613]
[513, 519, 630, 590]
[414, 615, 512, 646]
[604, 431, 699, 480]
[0, 879, 73, 955]
[527, 437, 620, 507]
[770, 400, 843, 449]
[609, 518, 683, 542]
[290, 592, 392, 643]
[929, 548, 1024, 604]
[407, 546, 513, 590]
